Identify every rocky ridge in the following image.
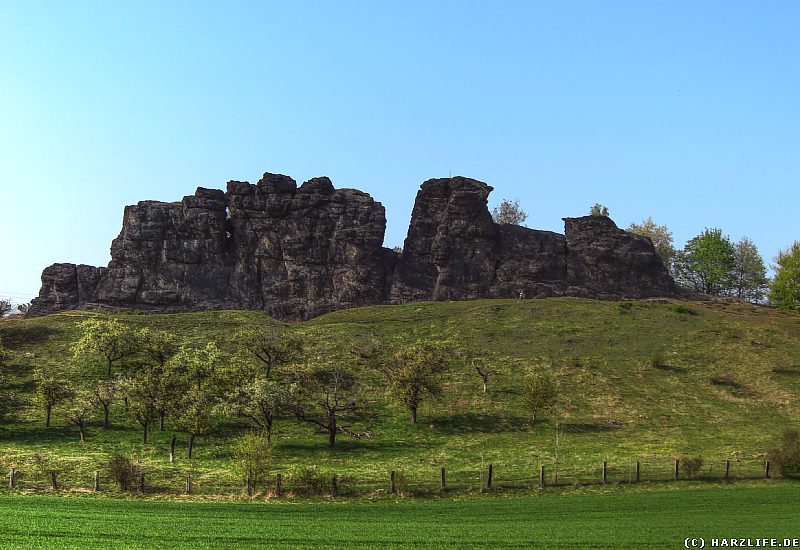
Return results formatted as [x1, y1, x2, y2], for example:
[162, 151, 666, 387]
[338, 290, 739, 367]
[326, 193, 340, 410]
[29, 173, 676, 319]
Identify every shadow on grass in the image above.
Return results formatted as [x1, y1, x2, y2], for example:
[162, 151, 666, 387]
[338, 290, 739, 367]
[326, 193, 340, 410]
[279, 437, 430, 454]
[428, 412, 528, 434]
[772, 366, 800, 377]
[0, 324, 59, 348]
[560, 422, 618, 434]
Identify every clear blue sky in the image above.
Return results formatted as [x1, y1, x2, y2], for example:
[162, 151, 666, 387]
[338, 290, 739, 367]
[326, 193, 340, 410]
[1, 1, 798, 303]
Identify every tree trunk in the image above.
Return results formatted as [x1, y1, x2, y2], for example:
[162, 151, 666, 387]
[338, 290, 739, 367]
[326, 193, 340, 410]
[45, 404, 52, 427]
[103, 404, 110, 429]
[142, 422, 148, 444]
[411, 406, 418, 425]
[532, 410, 536, 425]
[266, 417, 273, 444]
[188, 434, 195, 459]
[169, 434, 176, 463]
[50, 471, 58, 491]
[107, 359, 113, 378]
[482, 378, 488, 394]
[123, 396, 128, 412]
[79, 423, 85, 443]
[328, 427, 336, 448]
[159, 410, 166, 431]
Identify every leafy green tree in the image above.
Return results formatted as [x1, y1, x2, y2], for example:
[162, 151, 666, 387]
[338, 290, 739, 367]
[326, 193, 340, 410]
[168, 343, 224, 391]
[236, 326, 303, 380]
[173, 386, 222, 458]
[491, 198, 528, 226]
[627, 217, 676, 270]
[72, 319, 136, 377]
[65, 388, 93, 443]
[674, 228, 736, 295]
[520, 362, 559, 425]
[387, 342, 453, 424]
[232, 432, 272, 496]
[136, 328, 178, 368]
[589, 203, 609, 217]
[730, 237, 769, 303]
[0, 341, 19, 425]
[226, 378, 294, 443]
[34, 370, 71, 427]
[770, 242, 800, 312]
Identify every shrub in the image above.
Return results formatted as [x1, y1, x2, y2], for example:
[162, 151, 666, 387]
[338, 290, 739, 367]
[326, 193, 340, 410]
[680, 456, 704, 479]
[672, 305, 697, 315]
[648, 352, 667, 370]
[232, 432, 271, 495]
[107, 454, 142, 491]
[767, 429, 800, 478]
[290, 466, 331, 495]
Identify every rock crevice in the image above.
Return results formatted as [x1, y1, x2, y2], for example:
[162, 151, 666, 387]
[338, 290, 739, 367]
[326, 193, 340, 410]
[29, 173, 676, 319]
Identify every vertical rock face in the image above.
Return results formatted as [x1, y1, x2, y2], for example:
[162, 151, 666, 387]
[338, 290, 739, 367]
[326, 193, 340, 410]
[28, 171, 676, 319]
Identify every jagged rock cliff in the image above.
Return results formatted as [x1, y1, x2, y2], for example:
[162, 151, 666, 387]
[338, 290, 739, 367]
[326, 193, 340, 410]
[28, 173, 676, 319]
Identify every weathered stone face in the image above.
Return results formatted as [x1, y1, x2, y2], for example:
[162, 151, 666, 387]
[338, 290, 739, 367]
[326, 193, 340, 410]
[28, 172, 676, 319]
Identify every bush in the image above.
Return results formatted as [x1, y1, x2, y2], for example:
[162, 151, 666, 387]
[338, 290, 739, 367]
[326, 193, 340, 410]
[680, 456, 704, 479]
[290, 466, 331, 495]
[767, 429, 800, 478]
[107, 454, 142, 491]
[648, 352, 667, 370]
[232, 432, 271, 495]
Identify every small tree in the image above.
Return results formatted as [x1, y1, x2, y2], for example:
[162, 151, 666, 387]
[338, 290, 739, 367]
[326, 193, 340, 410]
[127, 370, 158, 444]
[72, 319, 136, 378]
[0, 300, 11, 317]
[387, 342, 452, 424]
[65, 389, 93, 443]
[232, 432, 272, 496]
[107, 454, 143, 491]
[168, 343, 223, 391]
[491, 198, 528, 226]
[90, 379, 116, 429]
[627, 217, 676, 270]
[236, 326, 303, 380]
[728, 237, 769, 303]
[15, 302, 30, 315]
[674, 228, 736, 295]
[473, 359, 497, 395]
[136, 328, 178, 368]
[520, 362, 559, 425]
[294, 364, 363, 448]
[767, 429, 800, 477]
[770, 242, 800, 312]
[589, 203, 609, 217]
[34, 370, 71, 427]
[226, 378, 293, 443]
[173, 386, 222, 459]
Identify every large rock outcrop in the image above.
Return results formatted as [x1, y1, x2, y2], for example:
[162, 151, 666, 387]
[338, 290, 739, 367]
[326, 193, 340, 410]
[28, 173, 676, 319]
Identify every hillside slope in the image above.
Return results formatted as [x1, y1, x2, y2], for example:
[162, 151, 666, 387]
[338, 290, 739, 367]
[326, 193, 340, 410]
[1, 297, 799, 493]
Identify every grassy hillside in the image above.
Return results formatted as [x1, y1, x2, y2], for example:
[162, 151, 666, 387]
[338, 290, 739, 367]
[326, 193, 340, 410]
[1, 297, 799, 495]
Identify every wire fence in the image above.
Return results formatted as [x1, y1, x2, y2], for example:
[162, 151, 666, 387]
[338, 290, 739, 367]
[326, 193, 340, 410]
[3, 455, 777, 498]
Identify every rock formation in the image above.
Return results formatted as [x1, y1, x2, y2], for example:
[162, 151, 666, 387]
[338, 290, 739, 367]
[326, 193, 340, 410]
[28, 173, 676, 319]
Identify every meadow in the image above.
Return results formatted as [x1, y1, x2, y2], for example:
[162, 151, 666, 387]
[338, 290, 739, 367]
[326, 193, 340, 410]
[1, 483, 798, 548]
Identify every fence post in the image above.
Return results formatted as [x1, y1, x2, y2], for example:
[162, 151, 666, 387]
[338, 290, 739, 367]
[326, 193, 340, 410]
[138, 472, 145, 494]
[93, 471, 99, 492]
[185, 474, 192, 495]
[487, 464, 493, 489]
[275, 473, 282, 497]
[331, 474, 338, 498]
[635, 461, 640, 483]
[390, 471, 396, 494]
[602, 461, 607, 484]
[8, 468, 15, 489]
[540, 465, 545, 488]
[724, 460, 730, 481]
[169, 435, 176, 464]
[246, 475, 252, 497]
[674, 459, 679, 481]
[764, 461, 770, 479]
[440, 467, 446, 491]
[50, 471, 58, 491]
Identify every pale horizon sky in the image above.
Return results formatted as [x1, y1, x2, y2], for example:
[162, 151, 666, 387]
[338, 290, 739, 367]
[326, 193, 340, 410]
[1, 1, 798, 304]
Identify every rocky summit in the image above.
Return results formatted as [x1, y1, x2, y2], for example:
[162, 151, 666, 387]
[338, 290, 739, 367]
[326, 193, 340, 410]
[28, 173, 676, 319]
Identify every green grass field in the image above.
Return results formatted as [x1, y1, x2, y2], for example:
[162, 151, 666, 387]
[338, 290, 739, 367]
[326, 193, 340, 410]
[1, 483, 798, 548]
[1, 297, 799, 495]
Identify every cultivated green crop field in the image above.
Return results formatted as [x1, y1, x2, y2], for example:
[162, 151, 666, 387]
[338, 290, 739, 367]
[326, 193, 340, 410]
[1, 483, 798, 548]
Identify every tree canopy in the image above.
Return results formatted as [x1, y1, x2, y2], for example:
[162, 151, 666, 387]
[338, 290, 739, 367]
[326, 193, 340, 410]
[491, 198, 528, 226]
[674, 228, 736, 295]
[627, 217, 676, 270]
[770, 242, 800, 312]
